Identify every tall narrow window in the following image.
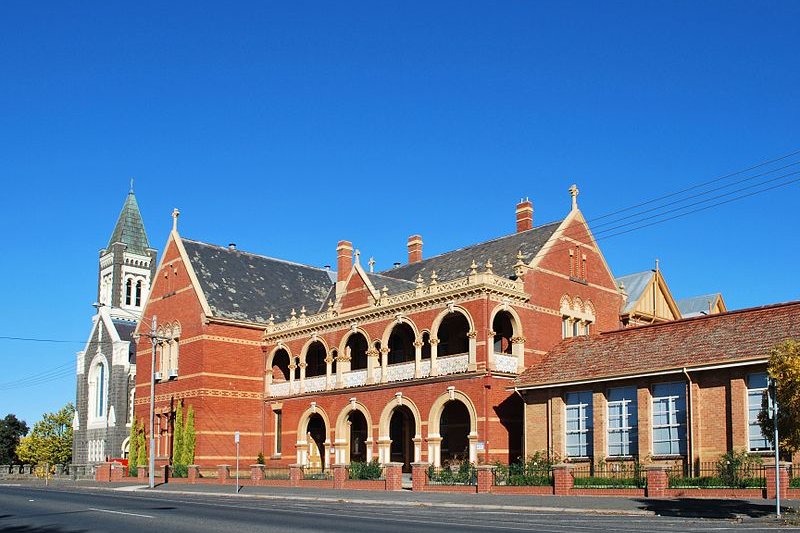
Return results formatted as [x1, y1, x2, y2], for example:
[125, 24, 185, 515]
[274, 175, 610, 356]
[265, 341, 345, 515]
[607, 387, 638, 456]
[96, 363, 105, 418]
[565, 391, 593, 458]
[274, 410, 283, 455]
[652, 382, 687, 456]
[562, 318, 570, 339]
[135, 280, 142, 306]
[125, 279, 132, 305]
[747, 373, 773, 451]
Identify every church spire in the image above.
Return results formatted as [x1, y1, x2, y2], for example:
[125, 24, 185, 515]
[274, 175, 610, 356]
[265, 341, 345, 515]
[107, 186, 150, 255]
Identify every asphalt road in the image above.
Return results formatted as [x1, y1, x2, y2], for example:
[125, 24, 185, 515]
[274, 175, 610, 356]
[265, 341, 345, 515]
[0, 484, 797, 533]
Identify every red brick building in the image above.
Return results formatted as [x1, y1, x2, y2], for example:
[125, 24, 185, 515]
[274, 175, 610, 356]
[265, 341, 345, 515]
[133, 187, 626, 470]
[514, 301, 800, 470]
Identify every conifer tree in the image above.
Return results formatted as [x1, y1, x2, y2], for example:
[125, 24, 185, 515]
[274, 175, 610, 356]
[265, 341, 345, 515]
[136, 421, 147, 467]
[183, 405, 196, 465]
[127, 419, 138, 476]
[172, 403, 184, 466]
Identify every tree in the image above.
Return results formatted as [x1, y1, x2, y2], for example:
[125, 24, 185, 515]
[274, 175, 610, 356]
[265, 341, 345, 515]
[183, 405, 196, 466]
[136, 420, 147, 467]
[0, 414, 29, 464]
[172, 403, 184, 466]
[128, 419, 139, 476]
[759, 339, 800, 453]
[16, 404, 74, 466]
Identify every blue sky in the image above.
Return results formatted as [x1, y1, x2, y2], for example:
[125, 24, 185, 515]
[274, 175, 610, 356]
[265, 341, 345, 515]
[1, 1, 798, 428]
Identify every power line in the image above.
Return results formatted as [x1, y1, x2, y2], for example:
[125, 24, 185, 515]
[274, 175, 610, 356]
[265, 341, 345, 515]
[0, 335, 86, 344]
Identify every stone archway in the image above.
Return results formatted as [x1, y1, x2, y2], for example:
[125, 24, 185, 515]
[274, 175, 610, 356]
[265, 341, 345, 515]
[427, 389, 478, 467]
[389, 405, 415, 472]
[296, 406, 331, 469]
[333, 401, 374, 464]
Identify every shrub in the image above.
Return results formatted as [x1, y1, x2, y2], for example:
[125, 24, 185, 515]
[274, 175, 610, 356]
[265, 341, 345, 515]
[493, 451, 556, 486]
[256, 452, 265, 465]
[349, 459, 383, 480]
[171, 464, 188, 478]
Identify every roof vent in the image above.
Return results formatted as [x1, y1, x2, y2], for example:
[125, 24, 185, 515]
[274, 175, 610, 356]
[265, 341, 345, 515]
[393, 262, 401, 269]
[228, 243, 236, 250]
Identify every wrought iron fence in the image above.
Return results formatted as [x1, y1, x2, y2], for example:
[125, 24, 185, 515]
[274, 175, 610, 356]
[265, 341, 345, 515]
[668, 461, 766, 488]
[426, 464, 477, 486]
[571, 460, 646, 488]
[347, 461, 385, 480]
[261, 467, 291, 480]
[302, 466, 333, 480]
[492, 463, 553, 486]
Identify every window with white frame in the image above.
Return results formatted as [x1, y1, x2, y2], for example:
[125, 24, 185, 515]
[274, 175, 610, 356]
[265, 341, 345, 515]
[87, 357, 109, 427]
[607, 387, 638, 456]
[652, 382, 686, 456]
[747, 372, 773, 451]
[274, 410, 282, 455]
[565, 391, 593, 458]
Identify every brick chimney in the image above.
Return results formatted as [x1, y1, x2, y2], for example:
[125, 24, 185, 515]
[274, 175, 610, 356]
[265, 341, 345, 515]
[407, 234, 423, 264]
[336, 240, 353, 283]
[516, 198, 533, 232]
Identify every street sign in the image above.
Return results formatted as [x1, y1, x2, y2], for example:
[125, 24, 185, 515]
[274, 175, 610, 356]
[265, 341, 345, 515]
[235, 431, 240, 443]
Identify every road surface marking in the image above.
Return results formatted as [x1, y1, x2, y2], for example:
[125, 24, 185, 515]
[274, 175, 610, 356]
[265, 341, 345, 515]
[88, 508, 153, 518]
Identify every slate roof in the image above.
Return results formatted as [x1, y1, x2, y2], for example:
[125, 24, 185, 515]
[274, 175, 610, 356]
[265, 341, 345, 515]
[182, 239, 334, 324]
[677, 293, 722, 317]
[107, 190, 150, 254]
[112, 319, 138, 365]
[366, 272, 417, 295]
[379, 220, 563, 283]
[514, 301, 800, 389]
[615, 271, 654, 314]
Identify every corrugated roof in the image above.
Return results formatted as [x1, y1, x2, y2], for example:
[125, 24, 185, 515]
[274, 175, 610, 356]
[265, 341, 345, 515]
[182, 239, 334, 324]
[107, 190, 150, 254]
[677, 293, 722, 317]
[515, 301, 800, 389]
[615, 271, 654, 314]
[379, 220, 563, 283]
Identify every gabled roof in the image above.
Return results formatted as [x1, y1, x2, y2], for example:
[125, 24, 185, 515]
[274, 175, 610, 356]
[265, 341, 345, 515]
[379, 220, 562, 283]
[615, 270, 655, 314]
[677, 293, 725, 317]
[514, 301, 800, 389]
[181, 238, 334, 324]
[107, 190, 150, 255]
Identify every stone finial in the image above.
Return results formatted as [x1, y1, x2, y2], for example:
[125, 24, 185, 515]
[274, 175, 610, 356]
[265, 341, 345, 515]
[354, 249, 361, 263]
[382, 285, 389, 298]
[485, 259, 493, 274]
[268, 314, 275, 326]
[171, 208, 180, 232]
[470, 260, 478, 275]
[430, 270, 438, 285]
[300, 306, 307, 318]
[290, 308, 297, 318]
[569, 184, 579, 210]
[416, 273, 425, 287]
[368, 256, 376, 273]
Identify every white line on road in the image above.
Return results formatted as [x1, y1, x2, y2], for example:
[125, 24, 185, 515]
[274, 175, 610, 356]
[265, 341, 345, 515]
[88, 507, 153, 518]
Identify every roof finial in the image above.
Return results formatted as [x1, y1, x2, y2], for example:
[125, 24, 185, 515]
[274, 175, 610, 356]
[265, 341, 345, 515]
[655, 258, 660, 272]
[354, 249, 361, 264]
[368, 257, 376, 273]
[569, 184, 579, 210]
[129, 177, 135, 193]
[171, 208, 180, 233]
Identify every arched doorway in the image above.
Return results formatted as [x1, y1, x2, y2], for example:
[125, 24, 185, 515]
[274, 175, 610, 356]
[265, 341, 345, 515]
[348, 410, 368, 463]
[389, 406, 415, 472]
[440, 401, 470, 464]
[306, 413, 327, 469]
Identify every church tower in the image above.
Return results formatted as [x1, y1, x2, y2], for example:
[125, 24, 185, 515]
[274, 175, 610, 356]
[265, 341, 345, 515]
[97, 185, 157, 320]
[73, 186, 157, 467]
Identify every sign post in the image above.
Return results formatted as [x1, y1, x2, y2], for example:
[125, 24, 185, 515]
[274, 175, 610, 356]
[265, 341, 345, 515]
[769, 378, 780, 517]
[235, 431, 240, 494]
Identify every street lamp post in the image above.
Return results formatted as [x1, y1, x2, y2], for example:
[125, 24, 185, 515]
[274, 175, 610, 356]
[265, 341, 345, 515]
[149, 314, 157, 489]
[770, 376, 780, 517]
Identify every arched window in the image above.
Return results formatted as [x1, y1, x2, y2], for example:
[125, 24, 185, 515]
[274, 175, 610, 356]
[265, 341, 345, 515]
[135, 280, 143, 306]
[125, 279, 132, 305]
[421, 332, 431, 360]
[437, 313, 469, 357]
[95, 362, 105, 417]
[346, 333, 368, 371]
[388, 323, 415, 365]
[87, 357, 108, 425]
[305, 341, 327, 378]
[272, 349, 291, 381]
[492, 311, 514, 354]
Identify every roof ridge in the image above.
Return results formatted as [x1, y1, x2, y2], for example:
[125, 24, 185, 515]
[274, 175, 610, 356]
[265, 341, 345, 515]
[377, 219, 563, 274]
[181, 237, 334, 274]
[601, 299, 800, 337]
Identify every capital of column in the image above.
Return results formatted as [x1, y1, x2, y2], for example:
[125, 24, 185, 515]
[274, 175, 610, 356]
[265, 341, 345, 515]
[429, 338, 440, 345]
[298, 362, 308, 369]
[467, 330, 477, 339]
[511, 336, 526, 344]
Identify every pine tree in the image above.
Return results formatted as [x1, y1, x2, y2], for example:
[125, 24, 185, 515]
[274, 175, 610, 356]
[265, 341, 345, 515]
[136, 420, 147, 467]
[172, 403, 184, 466]
[183, 405, 196, 466]
[127, 419, 138, 476]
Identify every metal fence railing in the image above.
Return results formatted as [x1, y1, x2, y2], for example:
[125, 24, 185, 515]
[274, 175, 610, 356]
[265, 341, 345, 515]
[571, 461, 646, 488]
[302, 466, 333, 480]
[668, 461, 766, 489]
[426, 464, 477, 486]
[261, 467, 291, 480]
[492, 464, 553, 486]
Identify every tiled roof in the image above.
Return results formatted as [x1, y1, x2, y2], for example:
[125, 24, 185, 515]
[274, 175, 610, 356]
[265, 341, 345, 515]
[677, 293, 722, 317]
[182, 239, 334, 324]
[515, 301, 800, 389]
[107, 191, 150, 254]
[615, 270, 654, 314]
[379, 220, 562, 283]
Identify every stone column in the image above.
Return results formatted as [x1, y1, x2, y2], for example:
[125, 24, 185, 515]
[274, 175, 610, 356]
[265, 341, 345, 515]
[336, 350, 350, 388]
[377, 438, 391, 464]
[552, 463, 574, 495]
[429, 338, 439, 377]
[188, 465, 200, 484]
[645, 465, 669, 498]
[477, 465, 494, 493]
[411, 462, 429, 492]
[333, 463, 347, 490]
[325, 356, 334, 390]
[486, 329, 497, 371]
[467, 330, 478, 371]
[427, 436, 442, 467]
[511, 336, 526, 373]
[298, 363, 307, 393]
[384, 462, 403, 491]
[288, 363, 297, 394]
[250, 464, 265, 482]
[766, 462, 791, 501]
[380, 348, 389, 383]
[289, 464, 303, 487]
[217, 464, 230, 484]
[413, 339, 423, 378]
[366, 349, 378, 385]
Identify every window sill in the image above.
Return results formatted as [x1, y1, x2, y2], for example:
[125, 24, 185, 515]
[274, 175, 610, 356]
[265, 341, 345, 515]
[564, 457, 592, 463]
[569, 276, 588, 285]
[650, 455, 685, 460]
[270, 454, 282, 460]
[748, 450, 776, 456]
[605, 455, 639, 462]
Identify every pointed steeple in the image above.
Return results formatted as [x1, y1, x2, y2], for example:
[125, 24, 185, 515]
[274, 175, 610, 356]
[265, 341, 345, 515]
[107, 186, 150, 255]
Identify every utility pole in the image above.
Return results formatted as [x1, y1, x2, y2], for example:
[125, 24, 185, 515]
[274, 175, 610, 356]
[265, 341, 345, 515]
[149, 315, 157, 489]
[235, 431, 240, 494]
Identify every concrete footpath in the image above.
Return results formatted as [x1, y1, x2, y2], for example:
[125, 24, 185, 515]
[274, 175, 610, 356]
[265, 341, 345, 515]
[4, 479, 797, 519]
